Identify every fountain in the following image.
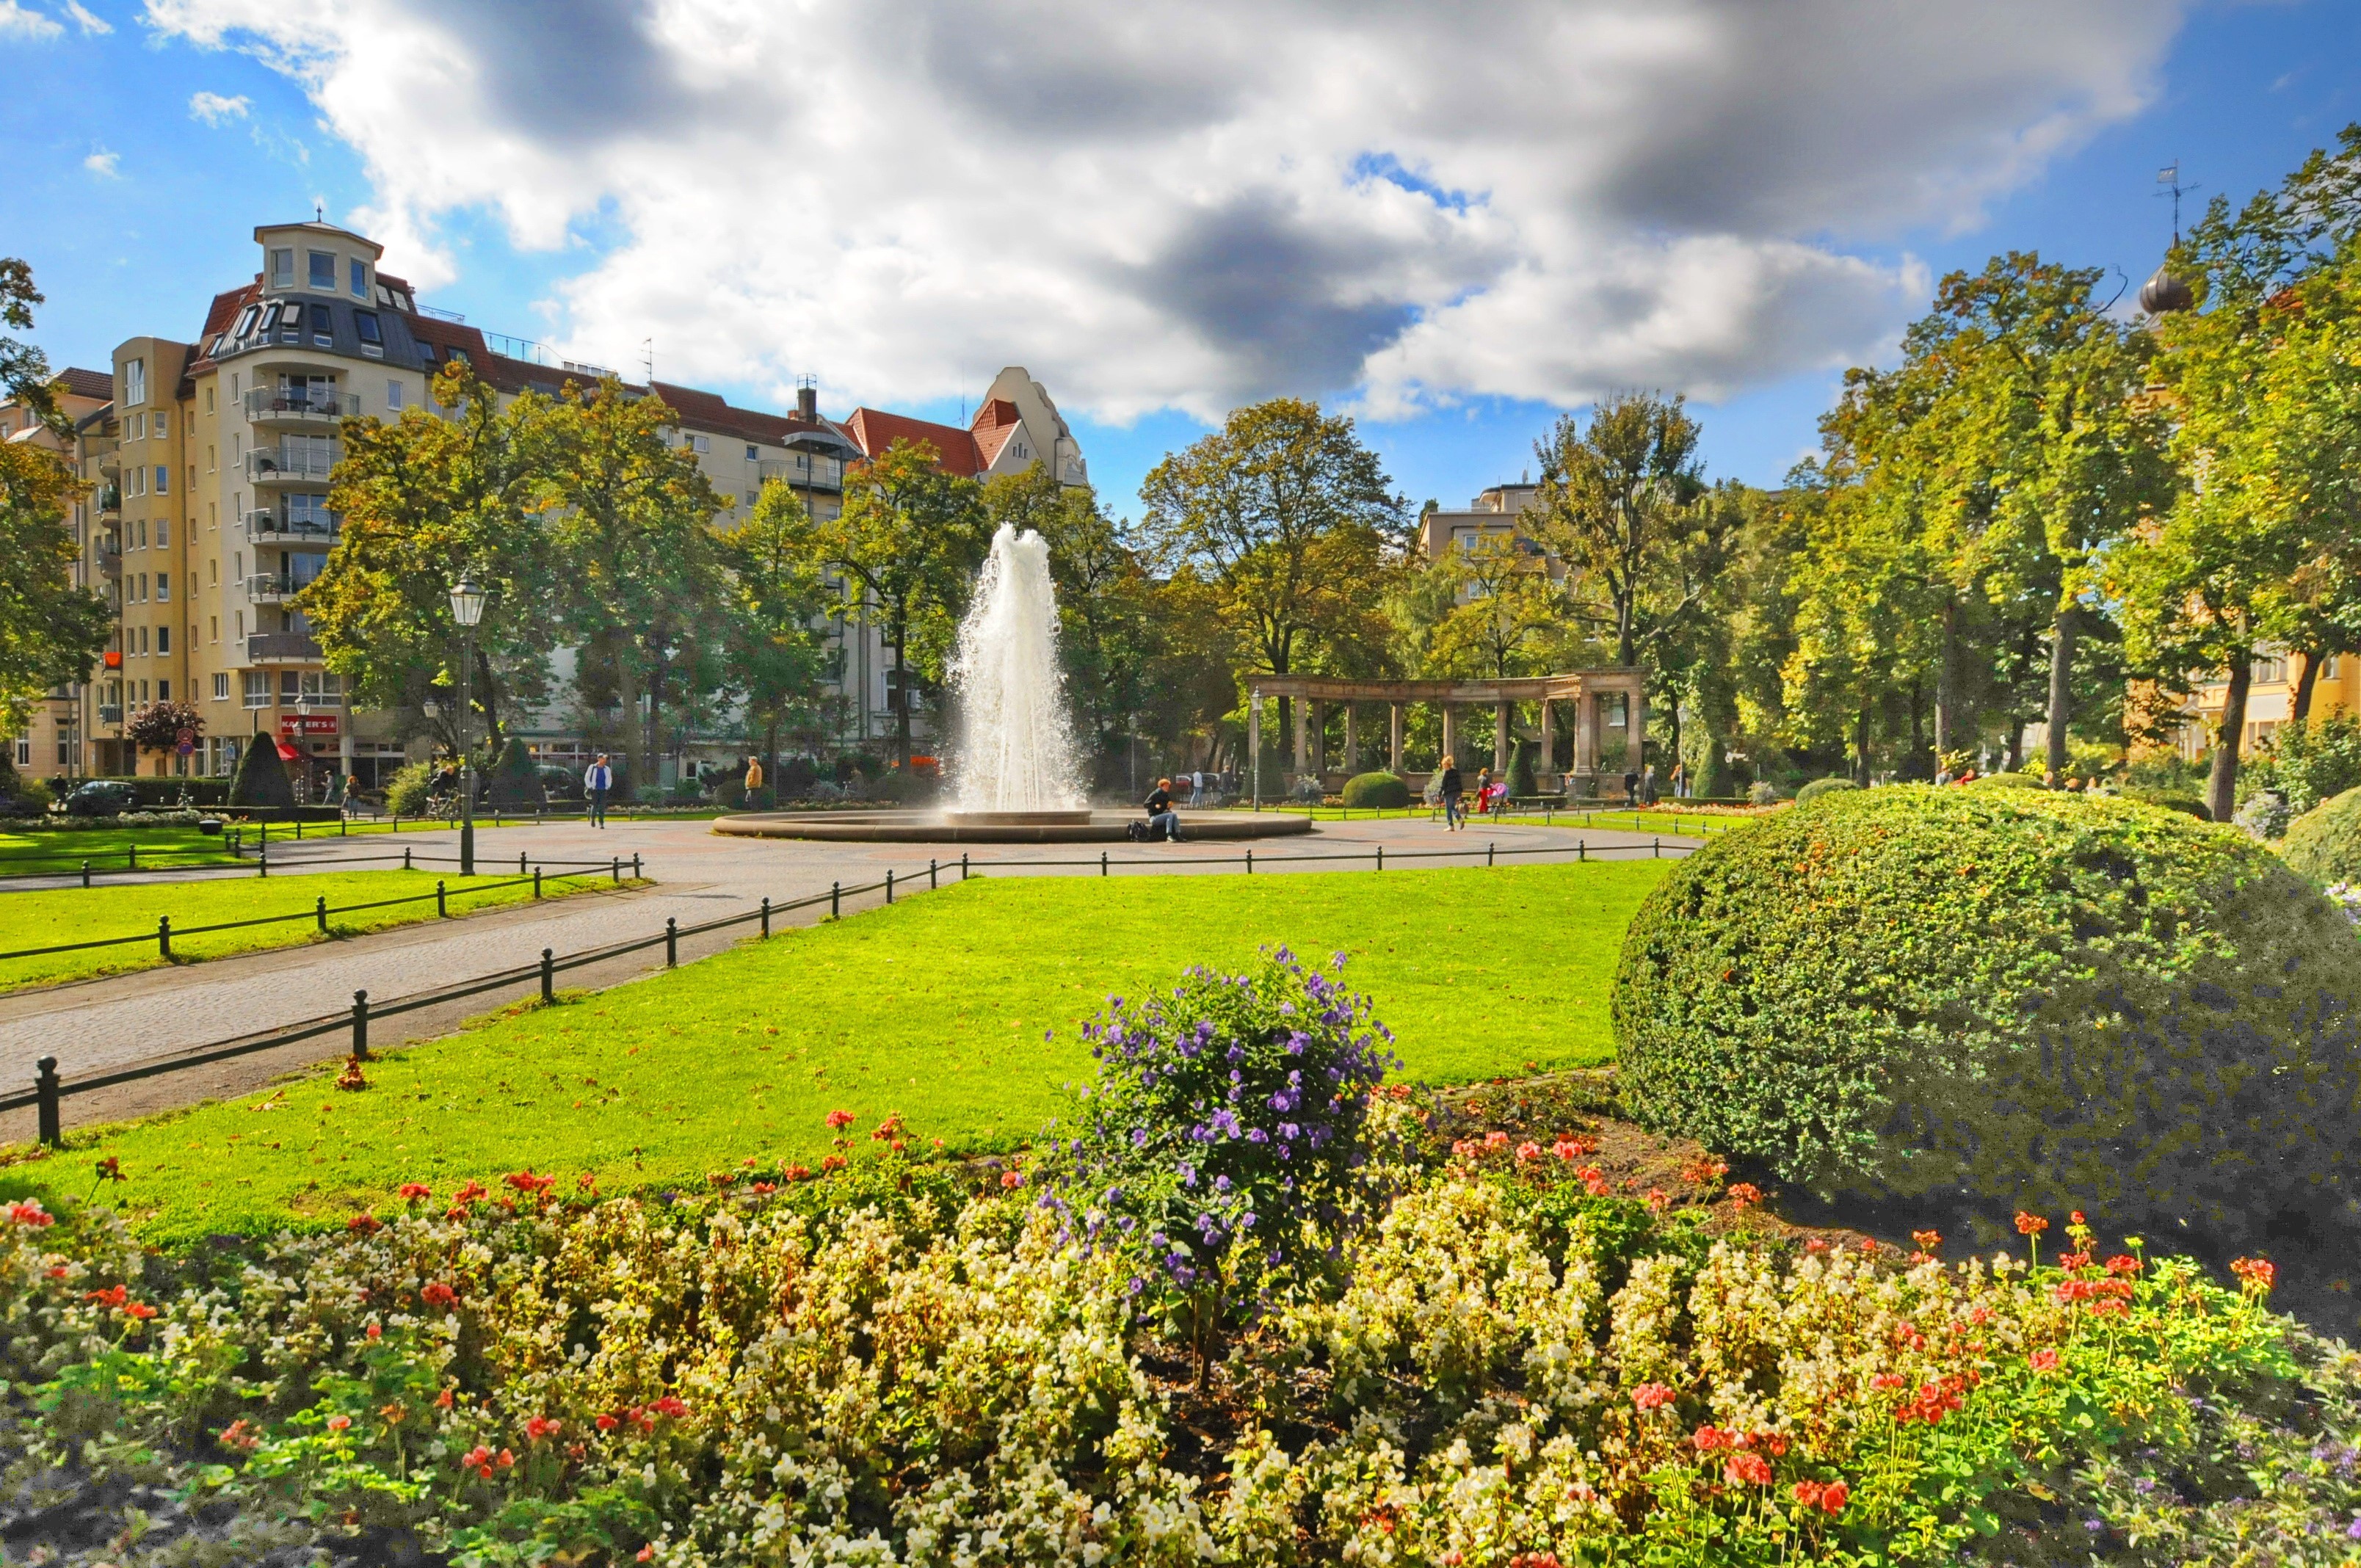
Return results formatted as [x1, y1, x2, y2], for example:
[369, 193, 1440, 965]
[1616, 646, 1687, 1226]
[713, 521, 1307, 843]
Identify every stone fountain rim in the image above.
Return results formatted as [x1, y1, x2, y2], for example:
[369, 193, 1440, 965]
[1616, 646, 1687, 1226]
[709, 809, 1315, 844]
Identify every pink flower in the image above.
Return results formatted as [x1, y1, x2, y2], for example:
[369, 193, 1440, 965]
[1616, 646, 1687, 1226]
[326, 1414, 352, 1432]
[1515, 1141, 1542, 1163]
[1724, 1452, 1773, 1487]
[2028, 1349, 2061, 1373]
[1631, 1382, 1675, 1411]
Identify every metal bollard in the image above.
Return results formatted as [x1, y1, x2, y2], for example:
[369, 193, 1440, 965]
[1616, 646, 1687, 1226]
[831, 881, 841, 919]
[961, 852, 970, 882]
[760, 896, 771, 937]
[295, 819, 303, 841]
[1100, 851, 1109, 877]
[929, 858, 938, 890]
[541, 948, 556, 1004]
[1246, 849, 1254, 875]
[158, 915, 172, 959]
[128, 845, 137, 871]
[436, 880, 447, 918]
[35, 1056, 61, 1147]
[351, 991, 370, 1061]
[316, 896, 327, 933]
[81, 859, 90, 888]
[633, 853, 642, 879]
[1578, 838, 1586, 862]
[1488, 841, 1495, 867]
[258, 843, 268, 879]
[1376, 846, 1383, 871]
[665, 918, 678, 967]
[534, 868, 543, 899]
[886, 869, 895, 905]
[520, 852, 529, 874]
[404, 846, 413, 871]
[1653, 838, 1661, 858]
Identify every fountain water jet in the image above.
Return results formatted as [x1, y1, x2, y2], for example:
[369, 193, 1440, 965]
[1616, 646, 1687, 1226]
[947, 524, 1084, 819]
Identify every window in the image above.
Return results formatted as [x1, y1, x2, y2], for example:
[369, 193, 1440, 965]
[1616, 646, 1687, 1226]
[355, 311, 383, 355]
[746, 443, 759, 460]
[692, 434, 711, 454]
[308, 251, 336, 290]
[212, 672, 228, 700]
[310, 303, 334, 346]
[206, 445, 216, 473]
[349, 258, 369, 298]
[13, 739, 25, 766]
[156, 573, 170, 603]
[129, 411, 145, 440]
[269, 249, 294, 288]
[155, 518, 167, 548]
[130, 468, 145, 498]
[242, 672, 269, 708]
[209, 615, 217, 642]
[156, 680, 170, 701]
[208, 560, 217, 585]
[300, 671, 344, 706]
[124, 358, 145, 405]
[157, 626, 169, 652]
[187, 465, 195, 492]
[386, 380, 404, 410]
[235, 610, 244, 636]
[279, 670, 301, 703]
[154, 465, 168, 496]
[203, 385, 214, 413]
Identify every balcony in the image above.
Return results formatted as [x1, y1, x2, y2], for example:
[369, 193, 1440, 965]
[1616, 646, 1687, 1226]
[97, 705, 123, 725]
[244, 387, 359, 428]
[96, 451, 119, 479]
[244, 445, 338, 485]
[95, 548, 121, 581]
[247, 632, 323, 664]
[245, 574, 319, 606]
[244, 508, 339, 547]
[759, 455, 843, 492]
[92, 483, 120, 516]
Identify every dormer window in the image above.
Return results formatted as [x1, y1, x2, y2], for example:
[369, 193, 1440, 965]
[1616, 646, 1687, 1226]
[269, 248, 294, 288]
[233, 304, 260, 339]
[308, 251, 336, 290]
[349, 258, 369, 299]
[354, 311, 383, 357]
[310, 303, 334, 346]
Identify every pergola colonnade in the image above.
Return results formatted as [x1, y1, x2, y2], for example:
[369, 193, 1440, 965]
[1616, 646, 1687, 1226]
[1244, 670, 1648, 807]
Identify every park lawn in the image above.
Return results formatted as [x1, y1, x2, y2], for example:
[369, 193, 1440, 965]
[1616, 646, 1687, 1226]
[64, 860, 1667, 1241]
[0, 825, 242, 875]
[0, 871, 632, 992]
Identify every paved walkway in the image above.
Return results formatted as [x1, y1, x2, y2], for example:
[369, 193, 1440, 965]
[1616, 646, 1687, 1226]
[0, 812, 1692, 1139]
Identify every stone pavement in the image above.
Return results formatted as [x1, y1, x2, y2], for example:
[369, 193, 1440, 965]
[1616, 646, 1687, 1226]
[0, 811, 1693, 1139]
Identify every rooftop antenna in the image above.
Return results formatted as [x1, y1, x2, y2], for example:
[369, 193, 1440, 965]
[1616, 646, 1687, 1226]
[642, 338, 654, 385]
[2155, 161, 2199, 245]
[314, 202, 324, 222]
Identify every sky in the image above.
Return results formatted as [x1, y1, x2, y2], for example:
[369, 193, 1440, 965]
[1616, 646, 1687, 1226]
[4, 0, 2357, 521]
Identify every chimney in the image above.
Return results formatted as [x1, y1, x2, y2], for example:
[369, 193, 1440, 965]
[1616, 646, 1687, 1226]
[796, 382, 817, 422]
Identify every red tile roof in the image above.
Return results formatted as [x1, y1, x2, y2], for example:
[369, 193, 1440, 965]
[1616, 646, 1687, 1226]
[53, 367, 113, 403]
[844, 407, 984, 476]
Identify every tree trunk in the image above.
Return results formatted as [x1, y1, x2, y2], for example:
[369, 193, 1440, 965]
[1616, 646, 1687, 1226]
[2206, 657, 2252, 825]
[2045, 605, 2075, 784]
[1934, 597, 1955, 765]
[644, 635, 668, 792]
[614, 655, 641, 801]
[474, 644, 504, 755]
[891, 624, 913, 769]
[2005, 720, 2024, 774]
[2291, 650, 2323, 726]
[1855, 691, 1873, 785]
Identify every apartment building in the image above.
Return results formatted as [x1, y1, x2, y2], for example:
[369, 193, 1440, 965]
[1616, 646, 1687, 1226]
[15, 218, 1086, 789]
[2179, 648, 2361, 760]
[1, 368, 112, 777]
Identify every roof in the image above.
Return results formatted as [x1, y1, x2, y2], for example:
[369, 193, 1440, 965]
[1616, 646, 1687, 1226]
[252, 219, 381, 255]
[843, 407, 983, 476]
[969, 398, 1023, 468]
[53, 367, 112, 402]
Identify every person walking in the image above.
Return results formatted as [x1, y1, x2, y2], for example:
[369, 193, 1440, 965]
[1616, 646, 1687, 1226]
[743, 753, 764, 803]
[1623, 766, 1641, 807]
[341, 772, 362, 821]
[1145, 777, 1183, 842]
[1438, 755, 1465, 831]
[584, 753, 614, 828]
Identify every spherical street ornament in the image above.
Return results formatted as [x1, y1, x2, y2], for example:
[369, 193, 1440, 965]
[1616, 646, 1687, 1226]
[2139, 263, 2194, 316]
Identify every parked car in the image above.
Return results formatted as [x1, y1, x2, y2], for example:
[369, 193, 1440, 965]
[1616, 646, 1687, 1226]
[62, 780, 141, 817]
[537, 764, 586, 804]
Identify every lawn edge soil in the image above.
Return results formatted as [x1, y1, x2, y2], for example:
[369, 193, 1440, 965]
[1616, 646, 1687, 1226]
[0, 873, 645, 996]
[1, 863, 1669, 1242]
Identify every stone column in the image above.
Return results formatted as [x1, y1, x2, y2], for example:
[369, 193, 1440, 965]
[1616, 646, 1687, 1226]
[1631, 684, 1648, 798]
[1312, 701, 1327, 777]
[1292, 694, 1310, 777]
[1493, 701, 1512, 776]
[1538, 700, 1556, 790]
[1574, 692, 1597, 794]
[1248, 689, 1261, 809]
[1343, 705, 1358, 774]
[1388, 703, 1404, 772]
[1440, 703, 1459, 766]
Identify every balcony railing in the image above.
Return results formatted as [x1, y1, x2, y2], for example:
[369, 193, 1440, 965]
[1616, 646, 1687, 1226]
[758, 456, 844, 491]
[92, 483, 120, 515]
[247, 632, 324, 664]
[244, 446, 338, 484]
[244, 388, 360, 424]
[245, 574, 319, 605]
[244, 509, 339, 545]
[97, 705, 123, 725]
[95, 550, 122, 580]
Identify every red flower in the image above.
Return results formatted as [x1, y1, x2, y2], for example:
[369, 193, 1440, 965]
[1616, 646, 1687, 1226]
[347, 1213, 382, 1234]
[1818, 1481, 1849, 1514]
[454, 1180, 489, 1204]
[6, 1199, 54, 1227]
[1726, 1183, 1763, 1209]
[820, 1155, 846, 1172]
[85, 1284, 128, 1309]
[124, 1301, 158, 1320]
[524, 1415, 563, 1442]
[825, 1109, 855, 1130]
[1645, 1188, 1671, 1214]
[364, 1322, 382, 1340]
[2028, 1349, 2061, 1373]
[1724, 1452, 1774, 1487]
[1515, 1141, 1542, 1163]
[2104, 1254, 2142, 1277]
[751, 1181, 776, 1195]
[399, 1183, 432, 1201]
[1000, 1169, 1024, 1188]
[326, 1414, 352, 1432]
[785, 1165, 810, 1181]
[596, 1414, 619, 1431]
[2230, 1256, 2277, 1296]
[421, 1282, 460, 1310]
[2014, 1211, 2048, 1237]
[1792, 1480, 1824, 1508]
[1692, 1423, 1731, 1452]
[1631, 1382, 1675, 1411]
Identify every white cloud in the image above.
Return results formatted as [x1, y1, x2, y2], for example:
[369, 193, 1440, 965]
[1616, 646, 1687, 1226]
[188, 90, 248, 124]
[0, 0, 62, 40]
[83, 145, 120, 178]
[63, 1, 109, 33]
[141, 0, 2191, 424]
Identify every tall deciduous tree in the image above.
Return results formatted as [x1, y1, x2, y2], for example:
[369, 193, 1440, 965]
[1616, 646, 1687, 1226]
[1138, 399, 1405, 748]
[1527, 392, 1710, 669]
[816, 439, 987, 767]
[1421, 531, 1564, 679]
[0, 261, 111, 736]
[543, 379, 728, 793]
[717, 480, 833, 782]
[308, 361, 563, 758]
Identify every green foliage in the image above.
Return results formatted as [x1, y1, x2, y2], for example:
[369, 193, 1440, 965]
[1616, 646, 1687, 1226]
[1794, 777, 1857, 804]
[2118, 785, 2210, 820]
[1962, 771, 2045, 789]
[1341, 771, 1410, 809]
[2243, 715, 2361, 817]
[2282, 784, 2361, 885]
[1612, 786, 2361, 1248]
[382, 760, 432, 816]
[227, 733, 294, 810]
[485, 737, 540, 809]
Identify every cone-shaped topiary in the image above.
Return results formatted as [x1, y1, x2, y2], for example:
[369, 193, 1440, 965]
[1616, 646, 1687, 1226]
[2282, 784, 2361, 885]
[1341, 771, 1411, 809]
[227, 731, 295, 809]
[1506, 737, 1539, 796]
[1612, 785, 2361, 1251]
[485, 736, 541, 809]
[1794, 777, 1857, 805]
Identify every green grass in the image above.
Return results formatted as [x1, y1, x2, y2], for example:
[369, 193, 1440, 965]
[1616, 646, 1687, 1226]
[0, 871, 632, 992]
[51, 860, 1667, 1241]
[1219, 804, 1745, 835]
[0, 825, 243, 874]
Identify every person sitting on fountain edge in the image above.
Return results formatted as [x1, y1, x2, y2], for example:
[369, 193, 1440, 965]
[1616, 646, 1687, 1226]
[1145, 778, 1184, 842]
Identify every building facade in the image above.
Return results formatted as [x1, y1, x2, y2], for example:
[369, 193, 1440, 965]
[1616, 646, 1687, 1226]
[10, 218, 1082, 791]
[2177, 649, 2361, 760]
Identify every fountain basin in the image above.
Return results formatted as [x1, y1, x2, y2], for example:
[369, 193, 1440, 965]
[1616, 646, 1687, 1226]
[711, 810, 1314, 844]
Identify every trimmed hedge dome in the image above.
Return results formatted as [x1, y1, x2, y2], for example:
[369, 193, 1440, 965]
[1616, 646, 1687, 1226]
[1611, 786, 2361, 1246]
[2282, 785, 2361, 885]
[1342, 771, 1411, 810]
[1794, 777, 1858, 804]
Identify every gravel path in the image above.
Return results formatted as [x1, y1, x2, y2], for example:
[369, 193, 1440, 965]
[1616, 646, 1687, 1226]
[0, 813, 1691, 1139]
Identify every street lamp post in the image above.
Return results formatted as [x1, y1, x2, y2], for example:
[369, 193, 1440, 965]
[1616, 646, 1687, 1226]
[449, 578, 485, 876]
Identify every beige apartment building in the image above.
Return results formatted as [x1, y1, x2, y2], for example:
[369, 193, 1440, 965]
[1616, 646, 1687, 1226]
[1, 367, 112, 777]
[12, 218, 1087, 792]
[2179, 649, 2361, 760]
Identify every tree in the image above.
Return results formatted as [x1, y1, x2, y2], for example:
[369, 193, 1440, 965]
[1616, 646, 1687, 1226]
[813, 439, 987, 767]
[1421, 531, 1564, 679]
[308, 361, 563, 761]
[717, 480, 834, 783]
[1138, 399, 1405, 749]
[0, 260, 112, 735]
[124, 700, 203, 760]
[227, 727, 294, 809]
[543, 379, 728, 793]
[1526, 393, 1711, 669]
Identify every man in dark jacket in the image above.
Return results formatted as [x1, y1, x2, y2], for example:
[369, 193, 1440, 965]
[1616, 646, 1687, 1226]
[1145, 778, 1183, 842]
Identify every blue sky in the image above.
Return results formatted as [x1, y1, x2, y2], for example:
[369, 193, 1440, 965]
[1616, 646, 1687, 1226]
[4, 1, 2355, 521]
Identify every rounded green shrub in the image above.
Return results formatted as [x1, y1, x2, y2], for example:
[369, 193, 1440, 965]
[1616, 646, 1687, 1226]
[1343, 771, 1411, 809]
[2282, 785, 2361, 885]
[1611, 786, 2361, 1246]
[1794, 777, 1857, 805]
[2119, 785, 2210, 821]
[1962, 771, 2045, 790]
[382, 760, 432, 815]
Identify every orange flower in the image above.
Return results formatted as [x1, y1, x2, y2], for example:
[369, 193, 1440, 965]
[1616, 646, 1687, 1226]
[825, 1109, 855, 1130]
[326, 1414, 352, 1432]
[1631, 1382, 1675, 1411]
[1724, 1452, 1773, 1487]
[2230, 1256, 2277, 1296]
[1910, 1229, 1942, 1252]
[1725, 1183, 1763, 1209]
[399, 1183, 432, 1201]
[2013, 1211, 2048, 1237]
